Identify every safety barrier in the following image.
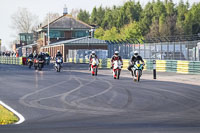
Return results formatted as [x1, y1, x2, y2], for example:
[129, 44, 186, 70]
[68, 58, 200, 74]
[0, 56, 23, 65]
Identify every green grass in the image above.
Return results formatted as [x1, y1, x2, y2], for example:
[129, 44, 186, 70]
[0, 105, 19, 125]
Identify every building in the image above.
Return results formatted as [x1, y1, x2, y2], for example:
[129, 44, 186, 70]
[0, 39, 1, 52]
[41, 36, 107, 62]
[36, 13, 93, 48]
[19, 33, 34, 46]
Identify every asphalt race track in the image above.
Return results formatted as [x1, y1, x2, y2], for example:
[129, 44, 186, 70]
[0, 63, 200, 133]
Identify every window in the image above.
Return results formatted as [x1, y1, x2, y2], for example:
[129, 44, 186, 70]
[20, 35, 26, 41]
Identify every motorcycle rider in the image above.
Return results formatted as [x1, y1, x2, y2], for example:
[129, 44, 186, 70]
[28, 52, 33, 58]
[37, 52, 45, 60]
[55, 50, 63, 64]
[89, 51, 99, 71]
[128, 51, 145, 77]
[111, 51, 123, 69]
[33, 50, 38, 58]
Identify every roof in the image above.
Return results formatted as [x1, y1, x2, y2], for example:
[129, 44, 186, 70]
[39, 14, 93, 31]
[42, 37, 107, 48]
[22, 43, 37, 48]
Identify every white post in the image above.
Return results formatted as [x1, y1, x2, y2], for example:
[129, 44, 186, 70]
[48, 13, 50, 45]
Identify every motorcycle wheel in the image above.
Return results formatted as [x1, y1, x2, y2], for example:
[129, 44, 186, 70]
[38, 64, 42, 71]
[117, 69, 120, 79]
[57, 65, 60, 72]
[28, 62, 31, 69]
[136, 70, 141, 82]
[35, 66, 37, 70]
[95, 67, 98, 76]
[91, 67, 94, 76]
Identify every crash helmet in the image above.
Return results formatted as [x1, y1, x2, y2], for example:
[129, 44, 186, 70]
[57, 50, 60, 54]
[134, 51, 138, 56]
[114, 51, 119, 56]
[91, 51, 95, 55]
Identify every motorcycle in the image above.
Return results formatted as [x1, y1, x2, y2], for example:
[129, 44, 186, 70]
[131, 62, 144, 82]
[55, 56, 63, 72]
[91, 58, 99, 76]
[34, 58, 39, 70]
[45, 56, 50, 65]
[34, 58, 44, 71]
[27, 57, 33, 69]
[112, 60, 122, 79]
[38, 58, 44, 71]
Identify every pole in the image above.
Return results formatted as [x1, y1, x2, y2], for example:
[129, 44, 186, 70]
[153, 60, 156, 79]
[48, 13, 50, 45]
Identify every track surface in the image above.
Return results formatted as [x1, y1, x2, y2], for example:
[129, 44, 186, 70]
[0, 63, 200, 133]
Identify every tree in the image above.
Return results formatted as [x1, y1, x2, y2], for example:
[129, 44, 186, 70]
[94, 27, 105, 40]
[102, 27, 119, 41]
[77, 9, 90, 24]
[120, 21, 143, 40]
[11, 8, 39, 34]
[90, 7, 98, 25]
[42, 13, 60, 26]
[70, 8, 80, 18]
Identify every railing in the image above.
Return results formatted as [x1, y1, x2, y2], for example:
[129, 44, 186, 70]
[0, 56, 23, 65]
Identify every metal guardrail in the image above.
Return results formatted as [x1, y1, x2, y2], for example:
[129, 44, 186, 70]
[0, 56, 23, 65]
[68, 58, 200, 74]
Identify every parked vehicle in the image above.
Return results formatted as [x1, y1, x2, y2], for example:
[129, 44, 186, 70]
[55, 56, 63, 72]
[91, 58, 99, 76]
[112, 60, 122, 79]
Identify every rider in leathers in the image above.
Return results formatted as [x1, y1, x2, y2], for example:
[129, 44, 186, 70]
[89, 51, 99, 71]
[111, 51, 123, 69]
[127, 51, 145, 77]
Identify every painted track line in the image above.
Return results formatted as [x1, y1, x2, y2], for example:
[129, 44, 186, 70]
[0, 101, 25, 124]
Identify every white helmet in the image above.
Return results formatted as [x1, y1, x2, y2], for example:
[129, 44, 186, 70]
[114, 51, 119, 55]
[92, 51, 95, 54]
[134, 51, 138, 56]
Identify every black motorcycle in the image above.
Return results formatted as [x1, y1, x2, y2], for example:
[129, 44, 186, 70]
[27, 57, 33, 69]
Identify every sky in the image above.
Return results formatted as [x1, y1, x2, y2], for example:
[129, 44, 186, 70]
[0, 0, 199, 50]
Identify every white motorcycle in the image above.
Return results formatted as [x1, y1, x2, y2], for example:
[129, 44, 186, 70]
[112, 60, 122, 79]
[91, 58, 99, 76]
[131, 62, 144, 82]
[55, 57, 63, 72]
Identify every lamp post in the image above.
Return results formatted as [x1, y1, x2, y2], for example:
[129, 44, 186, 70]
[47, 13, 50, 45]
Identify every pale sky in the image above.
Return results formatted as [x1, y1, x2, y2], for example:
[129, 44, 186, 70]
[0, 0, 199, 50]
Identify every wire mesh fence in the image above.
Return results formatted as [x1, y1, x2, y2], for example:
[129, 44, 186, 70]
[107, 41, 200, 61]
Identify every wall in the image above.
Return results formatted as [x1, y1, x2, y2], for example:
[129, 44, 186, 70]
[68, 58, 200, 74]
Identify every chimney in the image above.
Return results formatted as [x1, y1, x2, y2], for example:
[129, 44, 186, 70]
[63, 5, 68, 15]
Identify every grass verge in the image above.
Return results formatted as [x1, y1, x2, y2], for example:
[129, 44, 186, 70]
[0, 105, 19, 125]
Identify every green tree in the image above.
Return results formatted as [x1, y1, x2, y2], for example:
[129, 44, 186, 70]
[120, 21, 143, 40]
[90, 7, 97, 25]
[94, 27, 105, 40]
[77, 9, 90, 24]
[102, 27, 119, 41]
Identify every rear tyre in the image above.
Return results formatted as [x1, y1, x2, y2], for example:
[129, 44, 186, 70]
[28, 62, 31, 69]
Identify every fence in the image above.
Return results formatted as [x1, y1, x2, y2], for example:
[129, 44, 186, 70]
[68, 57, 200, 74]
[0, 56, 23, 65]
[107, 41, 200, 61]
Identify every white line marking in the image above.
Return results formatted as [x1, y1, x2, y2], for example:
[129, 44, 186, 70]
[0, 101, 25, 124]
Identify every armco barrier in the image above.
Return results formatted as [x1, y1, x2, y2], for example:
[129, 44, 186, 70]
[0, 56, 23, 65]
[68, 58, 200, 74]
